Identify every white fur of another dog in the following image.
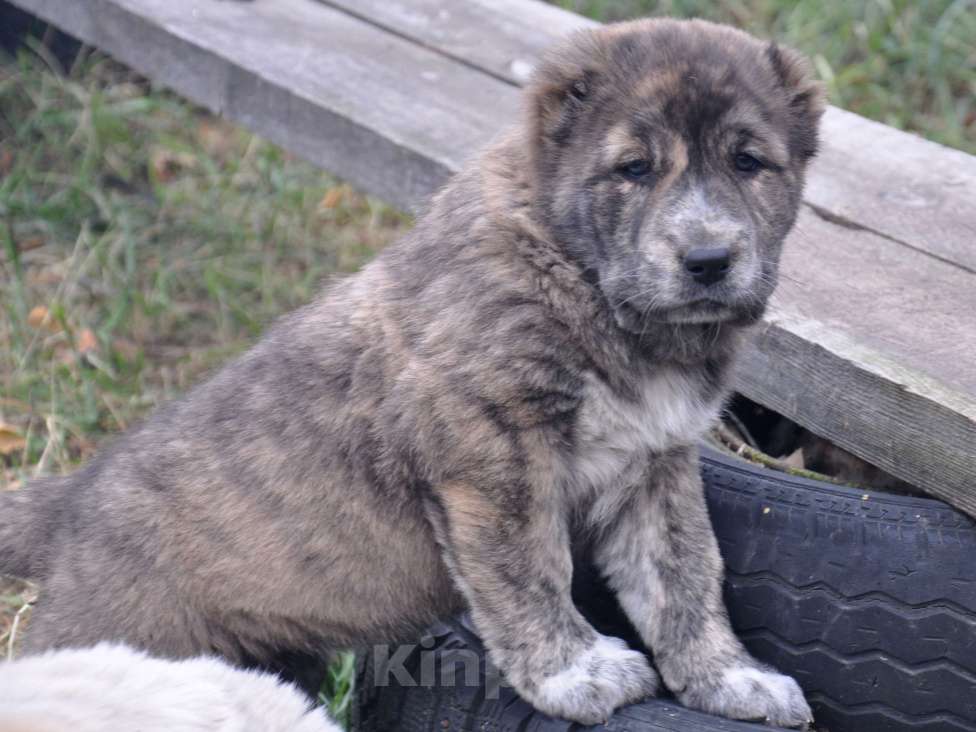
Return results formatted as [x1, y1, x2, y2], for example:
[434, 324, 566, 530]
[0, 643, 341, 732]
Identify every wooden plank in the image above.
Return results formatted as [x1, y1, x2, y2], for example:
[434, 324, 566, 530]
[736, 311, 976, 517]
[778, 208, 976, 398]
[321, 0, 976, 272]
[8, 0, 519, 213]
[809, 108, 976, 272]
[10, 0, 976, 510]
[748, 208, 976, 511]
[316, 0, 594, 84]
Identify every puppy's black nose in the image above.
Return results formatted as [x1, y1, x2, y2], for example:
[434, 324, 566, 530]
[684, 247, 731, 286]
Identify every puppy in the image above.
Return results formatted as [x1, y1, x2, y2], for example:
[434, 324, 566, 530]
[0, 19, 822, 727]
[0, 643, 340, 732]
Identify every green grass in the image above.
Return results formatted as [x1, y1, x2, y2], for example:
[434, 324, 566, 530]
[320, 652, 358, 728]
[0, 45, 407, 488]
[556, 0, 976, 154]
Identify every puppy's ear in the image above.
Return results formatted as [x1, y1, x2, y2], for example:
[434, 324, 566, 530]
[527, 31, 604, 149]
[765, 43, 825, 161]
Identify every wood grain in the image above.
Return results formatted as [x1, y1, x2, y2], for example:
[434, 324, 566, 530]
[10, 0, 975, 511]
[10, 0, 519, 213]
[810, 108, 976, 272]
[321, 0, 976, 272]
[748, 209, 976, 510]
[777, 208, 976, 398]
[737, 307, 976, 516]
[317, 0, 594, 84]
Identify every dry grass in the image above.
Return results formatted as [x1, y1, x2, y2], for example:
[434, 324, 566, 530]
[0, 576, 36, 659]
[0, 48, 408, 486]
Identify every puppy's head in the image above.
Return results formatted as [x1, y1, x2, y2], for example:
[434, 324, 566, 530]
[526, 19, 824, 330]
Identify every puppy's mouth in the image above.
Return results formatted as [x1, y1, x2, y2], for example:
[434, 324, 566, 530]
[613, 299, 736, 331]
[663, 299, 735, 322]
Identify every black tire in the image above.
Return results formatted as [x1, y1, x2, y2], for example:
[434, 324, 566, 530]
[355, 449, 976, 732]
[355, 615, 788, 732]
[704, 448, 976, 731]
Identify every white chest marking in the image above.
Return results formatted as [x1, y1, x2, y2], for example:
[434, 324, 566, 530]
[573, 369, 719, 493]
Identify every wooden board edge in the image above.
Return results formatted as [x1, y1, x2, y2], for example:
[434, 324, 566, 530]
[7, 0, 457, 212]
[739, 310, 976, 516]
[319, 0, 976, 271]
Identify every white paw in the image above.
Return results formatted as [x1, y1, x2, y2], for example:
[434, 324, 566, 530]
[680, 665, 813, 728]
[529, 635, 658, 725]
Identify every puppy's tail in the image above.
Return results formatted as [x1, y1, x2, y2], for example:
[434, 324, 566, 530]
[0, 475, 68, 579]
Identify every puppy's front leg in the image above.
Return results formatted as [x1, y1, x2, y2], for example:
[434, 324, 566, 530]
[432, 481, 658, 724]
[593, 447, 813, 728]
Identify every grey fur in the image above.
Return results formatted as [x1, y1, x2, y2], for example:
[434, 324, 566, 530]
[594, 447, 812, 726]
[0, 19, 822, 727]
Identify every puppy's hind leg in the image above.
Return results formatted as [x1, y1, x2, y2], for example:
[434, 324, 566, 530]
[429, 480, 658, 725]
[593, 447, 813, 729]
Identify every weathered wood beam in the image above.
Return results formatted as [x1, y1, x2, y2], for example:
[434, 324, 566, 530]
[321, 0, 976, 273]
[9, 0, 519, 212]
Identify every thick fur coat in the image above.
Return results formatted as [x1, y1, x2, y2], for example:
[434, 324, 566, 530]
[0, 643, 340, 732]
[0, 19, 823, 727]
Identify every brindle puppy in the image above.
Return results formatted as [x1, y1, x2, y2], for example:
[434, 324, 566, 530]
[0, 19, 822, 727]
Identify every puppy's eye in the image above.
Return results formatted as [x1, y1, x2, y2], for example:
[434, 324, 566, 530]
[618, 159, 652, 180]
[733, 152, 763, 173]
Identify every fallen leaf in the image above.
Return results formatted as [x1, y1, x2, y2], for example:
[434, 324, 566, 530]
[76, 328, 98, 354]
[150, 147, 197, 183]
[782, 447, 805, 470]
[26, 305, 60, 332]
[16, 235, 45, 253]
[26, 305, 47, 328]
[0, 423, 26, 456]
[320, 185, 348, 210]
[0, 148, 13, 177]
[196, 120, 235, 157]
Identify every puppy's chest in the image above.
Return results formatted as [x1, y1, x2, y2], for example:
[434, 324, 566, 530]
[571, 368, 719, 492]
